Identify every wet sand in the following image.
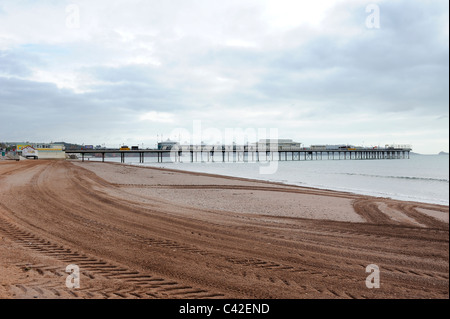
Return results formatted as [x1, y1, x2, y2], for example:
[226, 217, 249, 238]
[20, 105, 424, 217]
[0, 160, 448, 299]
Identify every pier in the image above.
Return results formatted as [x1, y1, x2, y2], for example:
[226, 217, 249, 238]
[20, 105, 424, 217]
[65, 147, 412, 164]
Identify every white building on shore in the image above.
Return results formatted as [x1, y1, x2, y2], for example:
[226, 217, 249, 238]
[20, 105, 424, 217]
[17, 143, 66, 159]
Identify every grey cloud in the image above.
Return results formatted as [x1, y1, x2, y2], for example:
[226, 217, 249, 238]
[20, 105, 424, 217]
[0, 50, 36, 77]
[0, 77, 118, 122]
[250, 1, 448, 116]
[84, 65, 189, 113]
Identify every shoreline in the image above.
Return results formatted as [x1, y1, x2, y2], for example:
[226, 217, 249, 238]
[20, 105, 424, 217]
[72, 160, 449, 224]
[93, 160, 450, 208]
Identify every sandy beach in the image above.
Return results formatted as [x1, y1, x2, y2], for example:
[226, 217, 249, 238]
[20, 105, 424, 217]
[0, 159, 448, 299]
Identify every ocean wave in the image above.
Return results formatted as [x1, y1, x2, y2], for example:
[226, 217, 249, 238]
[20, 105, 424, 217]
[290, 181, 449, 205]
[339, 173, 449, 183]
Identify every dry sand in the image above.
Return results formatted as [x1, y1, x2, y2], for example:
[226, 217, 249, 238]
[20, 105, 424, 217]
[0, 160, 448, 299]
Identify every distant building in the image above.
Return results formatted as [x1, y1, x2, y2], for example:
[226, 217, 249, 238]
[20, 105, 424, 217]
[158, 139, 179, 150]
[55, 142, 84, 150]
[21, 146, 38, 159]
[310, 145, 346, 150]
[385, 144, 412, 150]
[176, 139, 302, 152]
[310, 145, 327, 150]
[16, 143, 66, 159]
[256, 139, 301, 150]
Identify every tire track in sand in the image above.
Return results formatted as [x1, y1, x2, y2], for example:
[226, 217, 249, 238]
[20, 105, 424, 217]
[0, 214, 226, 299]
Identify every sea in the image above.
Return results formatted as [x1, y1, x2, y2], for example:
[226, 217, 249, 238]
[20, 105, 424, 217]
[86, 153, 449, 206]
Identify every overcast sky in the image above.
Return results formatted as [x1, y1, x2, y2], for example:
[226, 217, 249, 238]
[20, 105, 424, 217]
[0, 0, 448, 153]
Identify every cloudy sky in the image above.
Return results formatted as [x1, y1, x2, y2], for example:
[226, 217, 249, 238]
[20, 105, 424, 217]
[0, 0, 448, 153]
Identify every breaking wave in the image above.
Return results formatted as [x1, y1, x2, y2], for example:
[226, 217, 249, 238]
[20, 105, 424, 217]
[339, 173, 448, 183]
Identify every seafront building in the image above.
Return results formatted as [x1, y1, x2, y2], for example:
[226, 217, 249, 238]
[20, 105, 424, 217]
[16, 143, 66, 159]
[172, 139, 303, 152]
[158, 139, 179, 150]
[256, 139, 302, 150]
